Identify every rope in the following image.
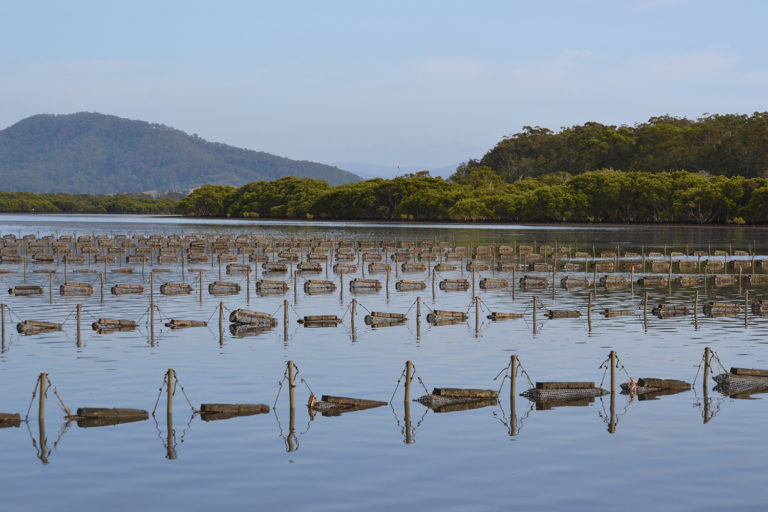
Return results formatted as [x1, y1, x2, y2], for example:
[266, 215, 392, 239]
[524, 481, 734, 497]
[410, 364, 430, 395]
[294, 365, 315, 396]
[151, 374, 168, 416]
[173, 375, 198, 413]
[517, 360, 535, 388]
[272, 366, 290, 409]
[46, 377, 72, 417]
[356, 301, 372, 314]
[389, 368, 406, 404]
[24, 378, 40, 421]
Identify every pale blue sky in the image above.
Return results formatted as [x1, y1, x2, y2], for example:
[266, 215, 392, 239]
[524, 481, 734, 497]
[1, 0, 766, 175]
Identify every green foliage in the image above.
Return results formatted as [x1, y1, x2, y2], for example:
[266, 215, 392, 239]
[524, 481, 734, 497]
[172, 170, 768, 224]
[0, 192, 178, 214]
[471, 113, 768, 181]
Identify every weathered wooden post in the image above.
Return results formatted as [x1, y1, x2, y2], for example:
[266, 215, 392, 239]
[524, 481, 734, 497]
[512, 265, 516, 300]
[48, 272, 53, 304]
[64, 257, 68, 282]
[471, 269, 476, 297]
[510, 354, 518, 437]
[703, 347, 711, 394]
[293, 270, 298, 304]
[38, 372, 48, 420]
[76, 303, 82, 348]
[431, 270, 436, 299]
[631, 266, 635, 297]
[198, 270, 203, 304]
[474, 295, 480, 336]
[416, 296, 421, 340]
[283, 299, 289, 343]
[643, 291, 649, 332]
[588, 292, 593, 333]
[404, 360, 413, 403]
[694, 290, 699, 330]
[219, 301, 224, 346]
[100, 272, 104, 305]
[166, 368, 176, 460]
[351, 298, 356, 332]
[745, 289, 749, 328]
[1, 303, 5, 352]
[339, 271, 344, 302]
[246, 267, 251, 304]
[552, 254, 557, 300]
[738, 266, 742, 296]
[288, 361, 296, 411]
[609, 350, 616, 434]
[533, 295, 537, 334]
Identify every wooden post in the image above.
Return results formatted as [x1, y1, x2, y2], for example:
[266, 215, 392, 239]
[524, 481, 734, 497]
[431, 269, 436, 299]
[198, 271, 203, 304]
[668, 254, 673, 297]
[283, 299, 289, 343]
[64, 257, 68, 282]
[23, 251, 28, 283]
[703, 347, 711, 395]
[510, 354, 517, 436]
[643, 291, 648, 332]
[288, 361, 296, 410]
[293, 269, 298, 304]
[631, 266, 635, 297]
[704, 267, 708, 295]
[142, 258, 145, 281]
[404, 391, 413, 444]
[745, 289, 749, 328]
[593, 260, 597, 293]
[404, 360, 413, 403]
[552, 255, 557, 300]
[166, 368, 176, 460]
[694, 290, 699, 330]
[76, 304, 82, 348]
[1, 303, 5, 352]
[386, 267, 390, 296]
[512, 265, 516, 300]
[150, 271, 155, 307]
[588, 292, 592, 333]
[246, 267, 251, 304]
[738, 266, 743, 296]
[49, 272, 53, 304]
[166, 368, 175, 417]
[533, 295, 537, 334]
[219, 301, 224, 346]
[351, 298, 356, 332]
[100, 272, 104, 305]
[416, 296, 421, 339]
[340, 271, 344, 302]
[609, 350, 616, 434]
[38, 372, 48, 420]
[474, 295, 479, 336]
[471, 269, 476, 297]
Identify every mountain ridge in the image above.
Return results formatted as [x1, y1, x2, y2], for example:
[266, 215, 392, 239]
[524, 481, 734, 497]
[0, 112, 360, 194]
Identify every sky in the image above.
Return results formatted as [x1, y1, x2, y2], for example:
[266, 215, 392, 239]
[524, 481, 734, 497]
[1, 0, 767, 177]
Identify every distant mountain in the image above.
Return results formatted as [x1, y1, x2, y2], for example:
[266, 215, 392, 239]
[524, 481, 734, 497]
[0, 113, 360, 194]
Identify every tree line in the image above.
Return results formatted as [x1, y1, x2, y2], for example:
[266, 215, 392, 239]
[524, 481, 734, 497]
[463, 113, 768, 182]
[0, 191, 179, 214]
[175, 170, 768, 224]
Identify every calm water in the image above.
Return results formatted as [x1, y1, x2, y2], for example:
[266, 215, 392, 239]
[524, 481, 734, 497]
[1, 214, 767, 511]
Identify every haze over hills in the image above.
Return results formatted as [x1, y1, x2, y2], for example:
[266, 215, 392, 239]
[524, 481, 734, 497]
[331, 162, 460, 179]
[0, 113, 361, 195]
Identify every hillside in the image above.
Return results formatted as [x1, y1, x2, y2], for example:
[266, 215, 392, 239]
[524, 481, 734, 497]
[0, 113, 360, 194]
[462, 113, 768, 183]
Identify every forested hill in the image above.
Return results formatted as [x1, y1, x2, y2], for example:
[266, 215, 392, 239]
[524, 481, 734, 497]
[0, 113, 360, 194]
[463, 113, 768, 182]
